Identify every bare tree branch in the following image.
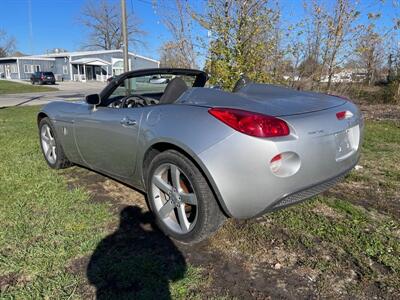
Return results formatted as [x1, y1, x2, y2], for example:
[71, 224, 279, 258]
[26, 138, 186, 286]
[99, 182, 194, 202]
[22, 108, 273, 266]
[78, 0, 146, 50]
[0, 29, 16, 57]
[158, 0, 197, 68]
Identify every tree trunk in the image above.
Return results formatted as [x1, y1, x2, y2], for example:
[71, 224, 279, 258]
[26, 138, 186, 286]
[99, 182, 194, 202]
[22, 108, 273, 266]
[396, 80, 400, 103]
[327, 64, 333, 92]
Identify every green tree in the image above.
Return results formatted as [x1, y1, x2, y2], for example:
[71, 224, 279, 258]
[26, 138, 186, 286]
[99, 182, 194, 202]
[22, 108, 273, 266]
[191, 0, 281, 90]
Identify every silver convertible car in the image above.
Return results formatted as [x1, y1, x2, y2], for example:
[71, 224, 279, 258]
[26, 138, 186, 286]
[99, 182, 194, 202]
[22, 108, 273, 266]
[38, 68, 363, 243]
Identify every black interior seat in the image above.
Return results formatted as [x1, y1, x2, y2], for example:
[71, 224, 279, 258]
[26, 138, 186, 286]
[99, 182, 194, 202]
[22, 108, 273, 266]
[159, 77, 188, 104]
[232, 75, 252, 92]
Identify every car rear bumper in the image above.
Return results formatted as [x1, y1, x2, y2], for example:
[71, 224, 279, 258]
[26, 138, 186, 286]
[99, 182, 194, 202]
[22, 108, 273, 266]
[41, 79, 55, 84]
[255, 161, 357, 216]
[198, 102, 363, 219]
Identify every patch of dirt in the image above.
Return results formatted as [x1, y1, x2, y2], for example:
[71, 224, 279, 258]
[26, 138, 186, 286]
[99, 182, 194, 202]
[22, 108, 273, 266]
[208, 216, 400, 299]
[66, 256, 96, 298]
[178, 240, 316, 299]
[209, 229, 319, 297]
[311, 202, 343, 219]
[63, 167, 323, 298]
[327, 179, 400, 219]
[63, 167, 399, 299]
[63, 167, 147, 213]
[0, 273, 19, 293]
[0, 272, 32, 293]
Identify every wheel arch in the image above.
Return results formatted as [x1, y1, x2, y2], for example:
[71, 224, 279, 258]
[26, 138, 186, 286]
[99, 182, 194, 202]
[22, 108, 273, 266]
[141, 141, 231, 217]
[37, 112, 49, 125]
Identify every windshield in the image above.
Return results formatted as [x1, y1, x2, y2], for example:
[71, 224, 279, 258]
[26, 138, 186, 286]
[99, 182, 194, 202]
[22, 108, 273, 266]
[107, 73, 197, 102]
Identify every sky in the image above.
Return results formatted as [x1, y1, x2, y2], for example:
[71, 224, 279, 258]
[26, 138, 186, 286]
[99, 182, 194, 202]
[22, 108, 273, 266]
[0, 0, 398, 62]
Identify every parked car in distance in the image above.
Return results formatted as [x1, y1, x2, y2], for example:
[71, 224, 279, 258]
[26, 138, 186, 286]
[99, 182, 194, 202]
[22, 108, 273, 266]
[149, 74, 170, 84]
[31, 72, 56, 85]
[38, 68, 363, 244]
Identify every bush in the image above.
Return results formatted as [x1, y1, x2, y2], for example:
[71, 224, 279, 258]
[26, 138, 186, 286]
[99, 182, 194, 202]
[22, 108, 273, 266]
[383, 80, 400, 104]
[344, 84, 385, 104]
[340, 83, 399, 104]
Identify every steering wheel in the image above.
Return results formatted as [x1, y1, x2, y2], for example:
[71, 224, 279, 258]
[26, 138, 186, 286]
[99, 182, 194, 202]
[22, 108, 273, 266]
[121, 95, 151, 108]
[109, 98, 123, 108]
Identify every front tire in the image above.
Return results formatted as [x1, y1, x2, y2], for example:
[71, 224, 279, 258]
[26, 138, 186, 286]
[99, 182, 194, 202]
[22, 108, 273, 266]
[147, 150, 226, 244]
[39, 117, 72, 169]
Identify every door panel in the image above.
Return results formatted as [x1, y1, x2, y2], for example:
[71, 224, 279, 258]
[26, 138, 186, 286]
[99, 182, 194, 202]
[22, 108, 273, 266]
[74, 107, 142, 179]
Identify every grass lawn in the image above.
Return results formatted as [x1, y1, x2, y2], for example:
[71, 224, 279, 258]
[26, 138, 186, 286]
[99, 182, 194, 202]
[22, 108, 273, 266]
[0, 106, 203, 299]
[0, 80, 57, 94]
[0, 106, 399, 298]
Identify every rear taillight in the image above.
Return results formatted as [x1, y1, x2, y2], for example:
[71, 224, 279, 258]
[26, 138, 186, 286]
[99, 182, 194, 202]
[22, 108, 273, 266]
[336, 110, 353, 120]
[41, 75, 45, 80]
[208, 108, 290, 138]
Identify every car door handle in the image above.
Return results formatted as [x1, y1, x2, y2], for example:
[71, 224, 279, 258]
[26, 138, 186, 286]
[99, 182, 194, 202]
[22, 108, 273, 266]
[120, 117, 137, 126]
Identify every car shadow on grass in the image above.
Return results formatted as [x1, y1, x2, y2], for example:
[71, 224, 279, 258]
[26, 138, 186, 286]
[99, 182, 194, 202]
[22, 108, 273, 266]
[87, 205, 186, 299]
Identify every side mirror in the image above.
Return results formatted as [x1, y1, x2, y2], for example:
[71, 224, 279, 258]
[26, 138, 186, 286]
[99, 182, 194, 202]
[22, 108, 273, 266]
[85, 94, 101, 105]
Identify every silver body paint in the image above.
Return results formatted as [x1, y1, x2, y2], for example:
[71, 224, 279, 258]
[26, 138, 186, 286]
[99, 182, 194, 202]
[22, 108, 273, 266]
[39, 81, 363, 219]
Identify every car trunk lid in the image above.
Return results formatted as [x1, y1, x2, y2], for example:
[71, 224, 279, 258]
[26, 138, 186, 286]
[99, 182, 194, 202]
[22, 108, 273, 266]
[178, 84, 347, 116]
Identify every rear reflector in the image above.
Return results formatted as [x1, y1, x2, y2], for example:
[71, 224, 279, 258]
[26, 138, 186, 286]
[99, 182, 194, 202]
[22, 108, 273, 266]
[209, 108, 290, 138]
[269, 152, 301, 177]
[270, 154, 282, 163]
[270, 154, 282, 173]
[336, 111, 353, 120]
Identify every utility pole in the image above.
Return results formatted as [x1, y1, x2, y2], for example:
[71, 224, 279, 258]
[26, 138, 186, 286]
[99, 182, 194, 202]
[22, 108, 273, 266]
[28, 0, 34, 54]
[121, 0, 129, 73]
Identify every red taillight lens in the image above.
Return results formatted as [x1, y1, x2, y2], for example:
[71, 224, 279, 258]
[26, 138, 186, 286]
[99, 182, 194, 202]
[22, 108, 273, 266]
[209, 108, 290, 138]
[336, 110, 353, 120]
[41, 75, 45, 80]
[336, 111, 346, 120]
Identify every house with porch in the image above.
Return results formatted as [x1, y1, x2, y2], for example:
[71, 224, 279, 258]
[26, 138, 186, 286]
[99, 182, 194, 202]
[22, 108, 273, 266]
[0, 49, 159, 82]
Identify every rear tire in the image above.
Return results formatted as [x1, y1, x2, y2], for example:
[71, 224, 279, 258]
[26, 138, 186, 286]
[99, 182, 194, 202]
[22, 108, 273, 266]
[38, 117, 72, 169]
[146, 150, 226, 244]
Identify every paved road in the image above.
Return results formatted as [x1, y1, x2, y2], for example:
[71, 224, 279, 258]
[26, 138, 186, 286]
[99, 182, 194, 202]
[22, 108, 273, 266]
[0, 81, 106, 108]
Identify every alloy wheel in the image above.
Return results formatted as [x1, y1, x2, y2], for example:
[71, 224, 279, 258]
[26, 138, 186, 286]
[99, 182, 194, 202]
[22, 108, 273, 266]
[40, 124, 57, 164]
[151, 163, 198, 234]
